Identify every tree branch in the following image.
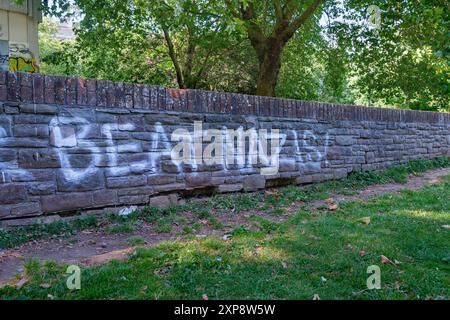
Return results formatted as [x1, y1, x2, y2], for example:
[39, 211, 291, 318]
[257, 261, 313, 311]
[162, 27, 185, 88]
[224, 0, 240, 18]
[183, 26, 196, 83]
[283, 0, 323, 41]
[273, 0, 284, 22]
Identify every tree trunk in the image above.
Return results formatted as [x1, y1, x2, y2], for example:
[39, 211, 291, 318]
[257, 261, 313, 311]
[163, 28, 185, 89]
[255, 39, 283, 97]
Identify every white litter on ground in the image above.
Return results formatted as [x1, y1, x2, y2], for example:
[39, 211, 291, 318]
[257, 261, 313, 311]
[118, 206, 138, 216]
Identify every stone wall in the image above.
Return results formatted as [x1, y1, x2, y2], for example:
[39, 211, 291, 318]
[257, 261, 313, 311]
[0, 72, 449, 222]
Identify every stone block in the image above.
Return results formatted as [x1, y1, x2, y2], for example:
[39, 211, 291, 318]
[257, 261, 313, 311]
[13, 125, 49, 138]
[149, 195, 171, 207]
[302, 162, 321, 174]
[49, 126, 77, 147]
[41, 192, 93, 213]
[28, 182, 56, 195]
[106, 175, 147, 188]
[327, 146, 353, 160]
[93, 189, 118, 205]
[0, 184, 27, 204]
[18, 150, 60, 169]
[57, 170, 104, 192]
[243, 175, 266, 191]
[19, 104, 59, 115]
[218, 183, 243, 193]
[147, 174, 176, 186]
[117, 187, 154, 197]
[0, 138, 48, 148]
[119, 195, 149, 205]
[10, 202, 41, 216]
[0, 149, 16, 162]
[335, 135, 355, 146]
[185, 172, 212, 187]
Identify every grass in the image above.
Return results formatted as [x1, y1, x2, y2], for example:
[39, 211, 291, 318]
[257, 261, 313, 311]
[1, 175, 448, 300]
[106, 223, 135, 235]
[0, 156, 448, 250]
[127, 236, 145, 246]
[0, 215, 100, 249]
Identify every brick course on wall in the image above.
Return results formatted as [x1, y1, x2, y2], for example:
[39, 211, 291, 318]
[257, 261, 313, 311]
[0, 71, 449, 223]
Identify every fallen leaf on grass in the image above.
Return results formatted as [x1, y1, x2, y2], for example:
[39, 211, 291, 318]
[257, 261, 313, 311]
[359, 250, 366, 257]
[328, 204, 339, 211]
[253, 247, 263, 256]
[358, 217, 371, 225]
[285, 207, 296, 213]
[140, 286, 148, 294]
[0, 252, 22, 261]
[313, 294, 321, 300]
[40, 283, 51, 289]
[430, 177, 444, 184]
[381, 255, 395, 265]
[265, 190, 281, 197]
[82, 247, 136, 266]
[15, 275, 28, 289]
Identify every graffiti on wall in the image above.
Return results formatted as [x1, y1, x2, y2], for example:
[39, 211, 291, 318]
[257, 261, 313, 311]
[8, 42, 38, 73]
[0, 115, 330, 185]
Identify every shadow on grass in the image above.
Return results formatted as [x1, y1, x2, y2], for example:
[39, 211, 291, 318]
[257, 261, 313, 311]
[1, 177, 448, 300]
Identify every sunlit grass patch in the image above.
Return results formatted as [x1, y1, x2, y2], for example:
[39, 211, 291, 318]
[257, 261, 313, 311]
[2, 174, 448, 300]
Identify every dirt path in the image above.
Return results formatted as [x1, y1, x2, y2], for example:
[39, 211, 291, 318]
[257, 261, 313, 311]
[1, 168, 449, 286]
[310, 168, 450, 209]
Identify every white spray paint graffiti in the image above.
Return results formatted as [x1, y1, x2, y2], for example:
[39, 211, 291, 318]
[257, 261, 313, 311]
[102, 122, 150, 176]
[171, 123, 288, 175]
[50, 117, 102, 182]
[151, 122, 180, 172]
[0, 119, 31, 183]
[1, 115, 331, 183]
[292, 129, 330, 167]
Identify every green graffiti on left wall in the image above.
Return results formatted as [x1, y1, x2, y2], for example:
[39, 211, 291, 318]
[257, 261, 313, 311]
[8, 42, 39, 73]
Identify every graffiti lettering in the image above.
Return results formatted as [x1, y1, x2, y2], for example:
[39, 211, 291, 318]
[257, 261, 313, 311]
[8, 42, 38, 73]
[0, 115, 330, 184]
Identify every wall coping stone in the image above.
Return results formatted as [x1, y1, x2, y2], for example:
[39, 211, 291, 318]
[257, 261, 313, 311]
[1, 71, 448, 125]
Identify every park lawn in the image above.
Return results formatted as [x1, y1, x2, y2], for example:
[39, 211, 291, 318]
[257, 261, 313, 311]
[1, 175, 449, 300]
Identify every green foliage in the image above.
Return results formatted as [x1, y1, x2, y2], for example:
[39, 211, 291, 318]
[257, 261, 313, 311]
[329, 0, 450, 111]
[38, 1, 449, 110]
[38, 19, 81, 76]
